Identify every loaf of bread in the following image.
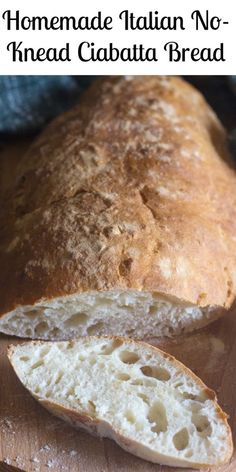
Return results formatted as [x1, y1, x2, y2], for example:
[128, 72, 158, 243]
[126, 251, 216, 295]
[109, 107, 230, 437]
[1, 76, 236, 340]
[8, 336, 233, 468]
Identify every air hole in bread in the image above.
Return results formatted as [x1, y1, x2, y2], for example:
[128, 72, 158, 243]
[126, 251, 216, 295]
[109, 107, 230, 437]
[125, 410, 136, 424]
[50, 327, 60, 337]
[40, 347, 51, 357]
[45, 390, 52, 398]
[192, 414, 212, 436]
[119, 351, 140, 364]
[126, 329, 135, 336]
[67, 387, 75, 396]
[182, 392, 205, 402]
[25, 328, 32, 336]
[148, 305, 157, 315]
[190, 402, 202, 414]
[173, 428, 189, 450]
[66, 342, 74, 350]
[64, 312, 88, 328]
[25, 310, 39, 320]
[96, 298, 113, 306]
[135, 421, 146, 432]
[87, 322, 104, 335]
[31, 359, 44, 370]
[20, 356, 30, 362]
[185, 449, 193, 458]
[35, 322, 49, 336]
[88, 400, 96, 415]
[174, 382, 184, 388]
[131, 378, 156, 387]
[116, 373, 131, 381]
[138, 393, 149, 405]
[89, 357, 96, 366]
[182, 392, 197, 400]
[55, 371, 63, 385]
[101, 339, 123, 355]
[147, 401, 168, 433]
[140, 365, 170, 381]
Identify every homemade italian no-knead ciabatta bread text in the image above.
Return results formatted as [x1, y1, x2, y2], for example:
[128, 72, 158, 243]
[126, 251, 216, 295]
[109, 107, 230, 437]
[8, 337, 233, 468]
[1, 76, 236, 339]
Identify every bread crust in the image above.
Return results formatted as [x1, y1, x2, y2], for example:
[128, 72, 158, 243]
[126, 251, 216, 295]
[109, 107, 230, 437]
[8, 336, 233, 468]
[1, 76, 236, 318]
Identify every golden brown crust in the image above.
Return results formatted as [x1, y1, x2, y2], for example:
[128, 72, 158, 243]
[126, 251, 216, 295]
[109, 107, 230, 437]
[1, 76, 236, 316]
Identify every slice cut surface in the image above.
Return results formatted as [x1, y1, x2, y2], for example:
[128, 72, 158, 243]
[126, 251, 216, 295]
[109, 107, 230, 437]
[8, 337, 233, 468]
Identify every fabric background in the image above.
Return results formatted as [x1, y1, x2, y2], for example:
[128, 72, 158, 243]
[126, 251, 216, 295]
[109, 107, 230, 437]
[0, 76, 235, 136]
[0, 76, 95, 135]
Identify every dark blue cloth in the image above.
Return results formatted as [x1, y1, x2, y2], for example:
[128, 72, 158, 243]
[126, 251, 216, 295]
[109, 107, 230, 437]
[0, 76, 94, 135]
[0, 76, 235, 136]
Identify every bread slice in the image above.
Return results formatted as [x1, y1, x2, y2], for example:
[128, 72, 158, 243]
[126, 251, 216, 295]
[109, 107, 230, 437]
[8, 337, 233, 468]
[0, 291, 223, 340]
[1, 76, 236, 340]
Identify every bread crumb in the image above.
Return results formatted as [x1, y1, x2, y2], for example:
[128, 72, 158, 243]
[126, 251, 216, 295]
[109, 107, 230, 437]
[40, 444, 51, 452]
[15, 456, 25, 468]
[69, 450, 77, 457]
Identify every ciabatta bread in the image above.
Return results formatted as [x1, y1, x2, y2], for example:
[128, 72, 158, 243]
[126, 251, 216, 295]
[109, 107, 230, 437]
[8, 337, 233, 468]
[1, 76, 236, 340]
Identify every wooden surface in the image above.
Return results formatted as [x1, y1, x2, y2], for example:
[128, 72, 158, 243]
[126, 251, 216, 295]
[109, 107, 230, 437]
[0, 78, 236, 471]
